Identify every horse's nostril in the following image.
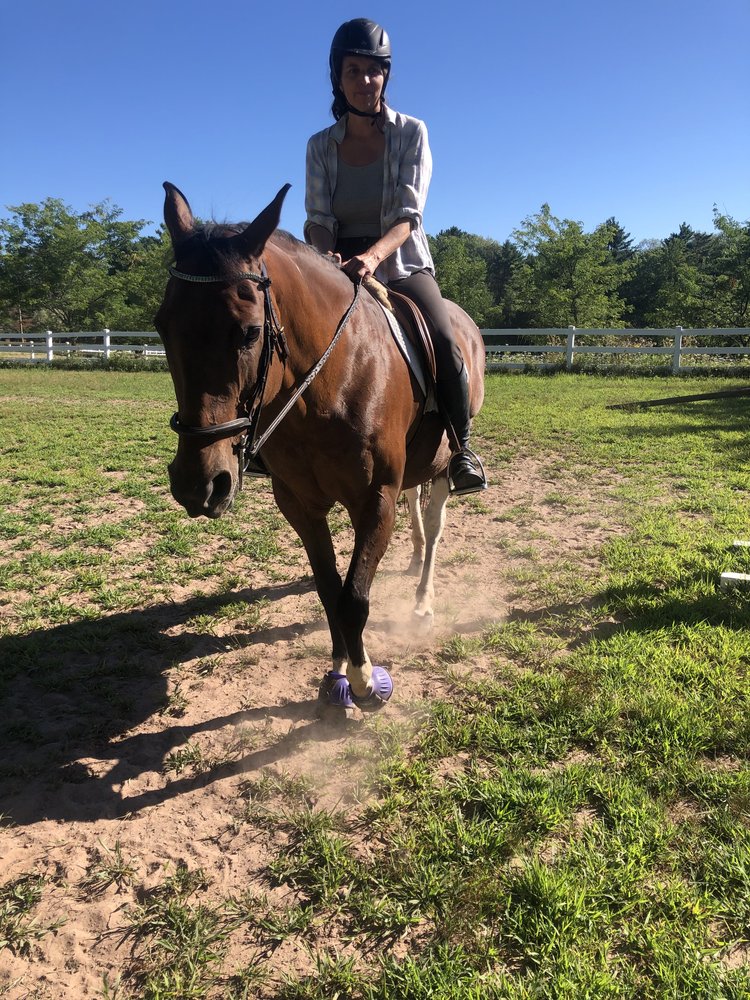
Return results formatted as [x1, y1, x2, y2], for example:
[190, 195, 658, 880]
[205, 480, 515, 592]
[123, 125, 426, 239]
[210, 471, 233, 506]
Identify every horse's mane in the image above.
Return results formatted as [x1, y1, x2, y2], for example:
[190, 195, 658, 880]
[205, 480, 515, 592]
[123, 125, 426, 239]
[271, 231, 387, 304]
[270, 229, 341, 270]
[174, 223, 339, 279]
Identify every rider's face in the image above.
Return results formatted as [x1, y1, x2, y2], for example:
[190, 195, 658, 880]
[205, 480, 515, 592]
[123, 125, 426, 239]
[339, 55, 385, 114]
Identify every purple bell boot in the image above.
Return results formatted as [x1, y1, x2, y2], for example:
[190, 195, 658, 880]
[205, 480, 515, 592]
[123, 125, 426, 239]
[350, 666, 393, 710]
[319, 666, 393, 713]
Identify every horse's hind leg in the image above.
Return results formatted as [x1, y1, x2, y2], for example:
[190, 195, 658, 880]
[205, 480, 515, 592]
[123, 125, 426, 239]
[414, 475, 450, 623]
[404, 486, 425, 576]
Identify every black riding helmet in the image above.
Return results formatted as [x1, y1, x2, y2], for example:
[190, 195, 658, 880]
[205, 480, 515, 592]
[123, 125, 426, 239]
[329, 18, 391, 120]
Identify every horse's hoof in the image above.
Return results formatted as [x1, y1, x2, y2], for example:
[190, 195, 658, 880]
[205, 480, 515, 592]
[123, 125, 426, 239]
[318, 670, 355, 708]
[350, 666, 393, 712]
[316, 671, 359, 722]
[413, 608, 434, 630]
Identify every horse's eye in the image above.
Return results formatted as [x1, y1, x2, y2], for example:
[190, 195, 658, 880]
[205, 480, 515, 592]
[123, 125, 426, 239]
[242, 325, 262, 349]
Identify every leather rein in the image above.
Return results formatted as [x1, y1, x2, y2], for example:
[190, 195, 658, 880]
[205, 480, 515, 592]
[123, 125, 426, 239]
[167, 260, 361, 486]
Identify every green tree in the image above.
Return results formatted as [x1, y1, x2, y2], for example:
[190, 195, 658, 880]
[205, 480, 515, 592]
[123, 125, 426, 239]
[429, 230, 493, 325]
[0, 198, 153, 332]
[630, 226, 714, 329]
[464, 234, 527, 327]
[605, 218, 635, 263]
[508, 205, 631, 328]
[481, 241, 531, 329]
[710, 210, 750, 328]
[621, 240, 663, 328]
[429, 227, 527, 327]
[105, 227, 173, 330]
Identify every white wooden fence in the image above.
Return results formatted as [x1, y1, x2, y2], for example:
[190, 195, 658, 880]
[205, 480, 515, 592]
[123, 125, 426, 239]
[2, 327, 750, 374]
[482, 328, 750, 373]
[0, 330, 164, 362]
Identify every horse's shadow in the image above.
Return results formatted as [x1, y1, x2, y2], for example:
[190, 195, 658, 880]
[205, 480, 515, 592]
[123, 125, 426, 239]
[8, 556, 728, 829]
[0, 577, 338, 827]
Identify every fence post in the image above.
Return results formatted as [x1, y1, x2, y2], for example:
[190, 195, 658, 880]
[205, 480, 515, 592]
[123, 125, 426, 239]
[46, 331, 54, 362]
[672, 327, 683, 374]
[565, 327, 576, 370]
[103, 329, 111, 360]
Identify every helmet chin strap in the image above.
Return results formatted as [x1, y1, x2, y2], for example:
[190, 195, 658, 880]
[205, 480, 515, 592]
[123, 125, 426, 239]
[345, 98, 386, 124]
[347, 105, 379, 118]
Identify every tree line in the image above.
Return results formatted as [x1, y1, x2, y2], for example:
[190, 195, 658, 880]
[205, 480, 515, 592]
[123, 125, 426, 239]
[430, 206, 750, 331]
[0, 197, 748, 333]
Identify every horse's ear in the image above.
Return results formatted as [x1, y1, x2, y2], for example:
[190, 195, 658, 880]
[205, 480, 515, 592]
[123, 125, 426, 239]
[163, 182, 195, 245]
[233, 184, 291, 258]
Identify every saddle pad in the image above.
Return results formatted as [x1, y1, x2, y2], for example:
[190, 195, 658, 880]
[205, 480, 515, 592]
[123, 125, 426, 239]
[379, 303, 437, 412]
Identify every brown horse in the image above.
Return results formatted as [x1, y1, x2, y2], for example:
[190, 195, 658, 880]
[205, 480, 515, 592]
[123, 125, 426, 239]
[156, 183, 485, 716]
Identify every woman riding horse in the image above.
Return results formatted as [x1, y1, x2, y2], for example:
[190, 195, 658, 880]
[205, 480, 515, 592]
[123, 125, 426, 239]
[305, 18, 487, 496]
[159, 182, 485, 715]
[157, 22, 488, 715]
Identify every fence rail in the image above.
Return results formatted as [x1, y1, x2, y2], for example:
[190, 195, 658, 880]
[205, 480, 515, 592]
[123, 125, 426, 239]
[2, 328, 750, 373]
[0, 331, 164, 362]
[482, 328, 750, 373]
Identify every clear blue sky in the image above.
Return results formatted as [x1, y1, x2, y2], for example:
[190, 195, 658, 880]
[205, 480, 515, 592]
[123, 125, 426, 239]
[1, 0, 748, 246]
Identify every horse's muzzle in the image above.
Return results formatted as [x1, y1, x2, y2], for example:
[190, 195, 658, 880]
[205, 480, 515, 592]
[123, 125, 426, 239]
[168, 460, 236, 518]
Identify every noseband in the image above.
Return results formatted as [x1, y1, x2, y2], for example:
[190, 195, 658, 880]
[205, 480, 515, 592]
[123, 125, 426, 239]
[167, 260, 361, 485]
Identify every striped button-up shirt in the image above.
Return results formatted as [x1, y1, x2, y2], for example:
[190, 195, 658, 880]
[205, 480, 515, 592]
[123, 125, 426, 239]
[304, 105, 435, 282]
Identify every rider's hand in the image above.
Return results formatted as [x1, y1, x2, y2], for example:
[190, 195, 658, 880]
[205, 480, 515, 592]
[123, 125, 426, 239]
[341, 252, 378, 283]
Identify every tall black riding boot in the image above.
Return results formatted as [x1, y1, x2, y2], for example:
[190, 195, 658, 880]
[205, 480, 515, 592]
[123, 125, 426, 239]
[437, 366, 487, 495]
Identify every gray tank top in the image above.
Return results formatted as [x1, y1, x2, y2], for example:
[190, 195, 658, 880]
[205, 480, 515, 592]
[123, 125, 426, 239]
[332, 154, 383, 238]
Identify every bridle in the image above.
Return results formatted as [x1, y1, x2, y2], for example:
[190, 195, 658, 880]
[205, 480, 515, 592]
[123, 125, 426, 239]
[167, 259, 361, 485]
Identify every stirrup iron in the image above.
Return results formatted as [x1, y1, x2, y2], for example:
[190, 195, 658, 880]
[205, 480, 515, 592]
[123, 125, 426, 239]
[448, 448, 487, 496]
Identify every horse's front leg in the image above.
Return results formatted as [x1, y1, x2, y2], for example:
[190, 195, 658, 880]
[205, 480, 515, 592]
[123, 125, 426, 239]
[413, 475, 450, 622]
[339, 484, 399, 701]
[272, 481, 347, 672]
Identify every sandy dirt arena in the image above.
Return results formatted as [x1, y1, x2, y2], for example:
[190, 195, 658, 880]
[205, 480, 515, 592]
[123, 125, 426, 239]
[0, 456, 620, 997]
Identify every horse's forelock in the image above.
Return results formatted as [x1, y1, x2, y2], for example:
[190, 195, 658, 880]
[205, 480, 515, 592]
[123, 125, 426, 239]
[173, 224, 249, 279]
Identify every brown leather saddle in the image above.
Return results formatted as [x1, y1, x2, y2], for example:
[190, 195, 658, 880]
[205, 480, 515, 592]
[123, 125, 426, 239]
[363, 278, 463, 452]
[380, 286, 437, 388]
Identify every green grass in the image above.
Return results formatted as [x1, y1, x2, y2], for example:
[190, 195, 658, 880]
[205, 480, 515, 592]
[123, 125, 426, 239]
[1, 368, 750, 996]
[0, 872, 65, 956]
[123, 862, 239, 999]
[79, 840, 140, 897]
[0, 370, 286, 633]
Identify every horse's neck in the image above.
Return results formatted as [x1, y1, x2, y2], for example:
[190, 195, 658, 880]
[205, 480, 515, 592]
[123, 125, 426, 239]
[268, 242, 371, 354]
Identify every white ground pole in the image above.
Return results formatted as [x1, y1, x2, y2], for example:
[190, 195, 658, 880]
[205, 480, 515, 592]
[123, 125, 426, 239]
[719, 541, 750, 589]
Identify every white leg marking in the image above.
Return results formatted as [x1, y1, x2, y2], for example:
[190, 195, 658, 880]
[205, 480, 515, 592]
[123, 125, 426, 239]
[348, 650, 373, 698]
[414, 476, 450, 620]
[404, 485, 425, 576]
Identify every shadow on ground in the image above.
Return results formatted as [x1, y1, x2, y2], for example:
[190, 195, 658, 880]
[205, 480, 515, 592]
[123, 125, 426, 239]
[0, 577, 327, 826]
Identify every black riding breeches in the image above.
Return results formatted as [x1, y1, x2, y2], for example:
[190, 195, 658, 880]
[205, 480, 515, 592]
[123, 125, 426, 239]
[388, 270, 464, 378]
[334, 237, 465, 382]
